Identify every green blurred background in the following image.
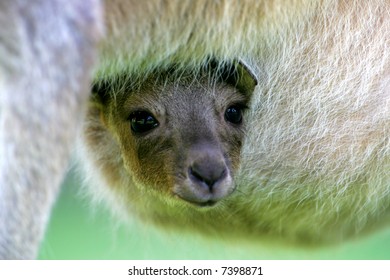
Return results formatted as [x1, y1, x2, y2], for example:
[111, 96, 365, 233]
[39, 170, 390, 260]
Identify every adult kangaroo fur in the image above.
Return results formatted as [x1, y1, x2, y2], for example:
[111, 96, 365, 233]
[0, 0, 389, 259]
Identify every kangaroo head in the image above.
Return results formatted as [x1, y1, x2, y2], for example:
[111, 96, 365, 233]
[92, 61, 257, 207]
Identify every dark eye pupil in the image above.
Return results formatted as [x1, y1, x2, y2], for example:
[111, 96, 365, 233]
[130, 111, 159, 134]
[225, 106, 243, 124]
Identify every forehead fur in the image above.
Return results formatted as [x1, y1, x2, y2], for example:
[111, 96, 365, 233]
[91, 60, 257, 105]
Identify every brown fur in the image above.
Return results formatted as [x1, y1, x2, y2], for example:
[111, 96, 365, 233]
[86, 64, 256, 207]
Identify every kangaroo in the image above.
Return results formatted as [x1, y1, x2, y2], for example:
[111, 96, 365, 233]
[0, 0, 389, 259]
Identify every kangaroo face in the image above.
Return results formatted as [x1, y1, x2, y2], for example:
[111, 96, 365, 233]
[93, 63, 256, 207]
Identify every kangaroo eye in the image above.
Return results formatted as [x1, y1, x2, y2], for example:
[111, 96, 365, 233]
[129, 111, 159, 134]
[225, 105, 243, 124]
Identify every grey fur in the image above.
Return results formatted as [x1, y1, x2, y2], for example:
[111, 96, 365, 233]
[0, 0, 102, 259]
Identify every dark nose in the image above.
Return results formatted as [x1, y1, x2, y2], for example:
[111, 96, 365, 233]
[189, 156, 227, 192]
[174, 144, 234, 206]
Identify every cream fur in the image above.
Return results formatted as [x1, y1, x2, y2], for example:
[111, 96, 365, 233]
[1, 0, 389, 260]
[79, 0, 390, 244]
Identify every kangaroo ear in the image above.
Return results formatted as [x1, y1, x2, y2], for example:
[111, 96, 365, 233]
[234, 60, 258, 94]
[91, 79, 114, 109]
[209, 59, 258, 95]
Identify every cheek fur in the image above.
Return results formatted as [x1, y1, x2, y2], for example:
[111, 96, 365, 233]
[130, 135, 176, 192]
[219, 124, 245, 172]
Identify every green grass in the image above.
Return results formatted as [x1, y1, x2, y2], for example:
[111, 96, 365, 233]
[39, 172, 390, 260]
